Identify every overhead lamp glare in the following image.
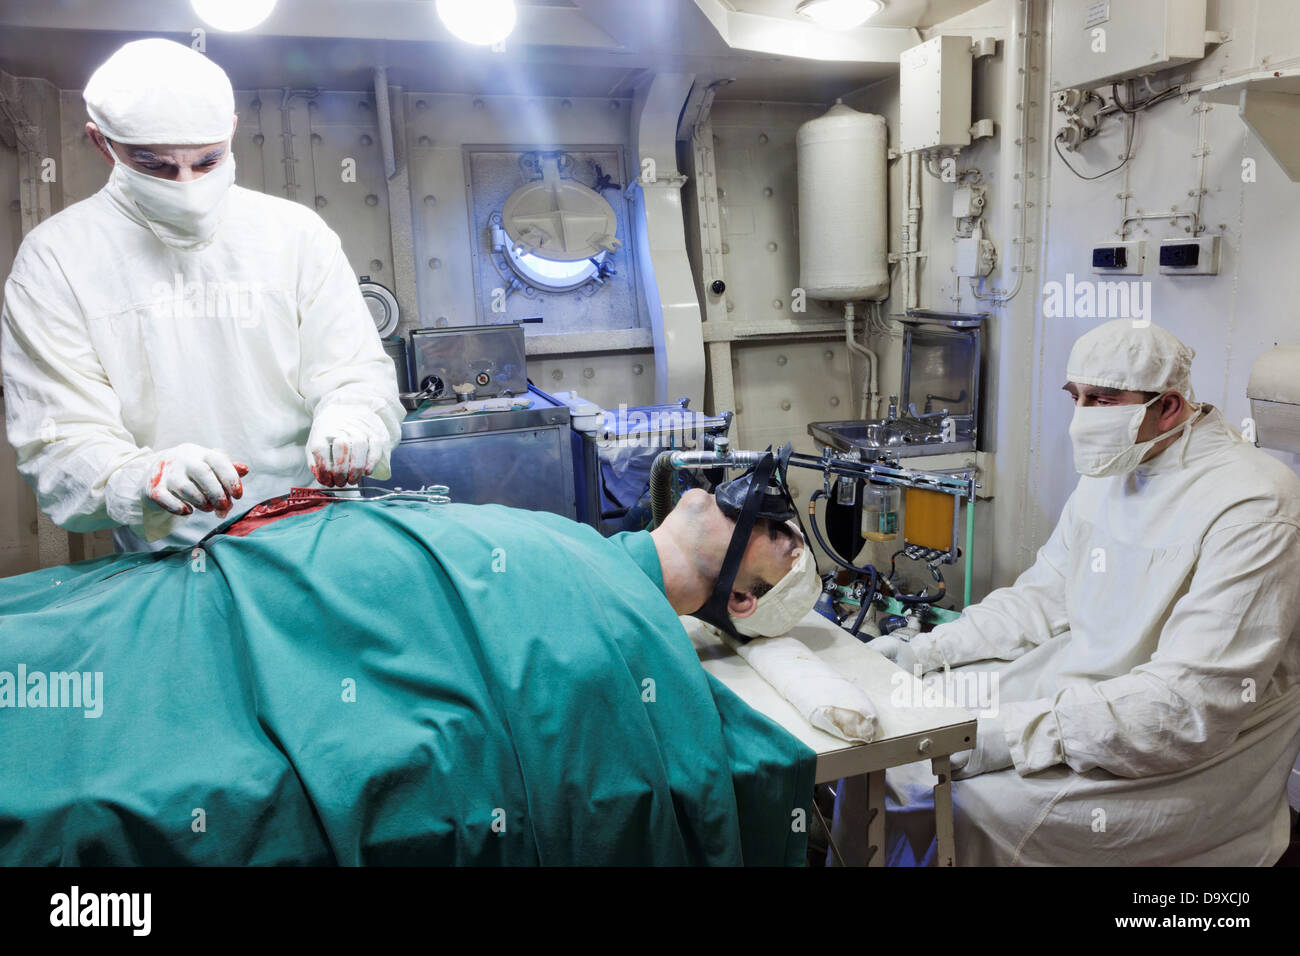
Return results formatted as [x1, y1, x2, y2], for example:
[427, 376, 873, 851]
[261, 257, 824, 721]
[436, 0, 519, 46]
[795, 0, 885, 31]
[191, 0, 277, 32]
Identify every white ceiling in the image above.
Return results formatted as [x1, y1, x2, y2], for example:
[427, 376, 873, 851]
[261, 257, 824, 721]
[728, 0, 989, 30]
[0, 0, 985, 102]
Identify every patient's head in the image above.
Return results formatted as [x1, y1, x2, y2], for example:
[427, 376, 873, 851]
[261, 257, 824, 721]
[649, 488, 822, 635]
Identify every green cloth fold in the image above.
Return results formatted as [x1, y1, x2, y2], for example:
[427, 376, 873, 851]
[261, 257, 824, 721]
[0, 501, 813, 865]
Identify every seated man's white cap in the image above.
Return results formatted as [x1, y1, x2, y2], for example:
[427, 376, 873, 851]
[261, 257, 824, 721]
[84, 38, 235, 145]
[733, 522, 824, 638]
[1066, 319, 1196, 398]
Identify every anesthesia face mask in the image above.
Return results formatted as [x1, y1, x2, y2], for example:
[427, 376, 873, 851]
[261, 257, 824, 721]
[691, 445, 815, 641]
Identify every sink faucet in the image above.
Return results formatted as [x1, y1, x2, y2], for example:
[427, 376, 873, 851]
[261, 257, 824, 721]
[887, 395, 898, 420]
[908, 401, 950, 421]
[924, 390, 967, 414]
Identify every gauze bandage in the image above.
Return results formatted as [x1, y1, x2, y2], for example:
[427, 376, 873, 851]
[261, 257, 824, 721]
[733, 524, 823, 638]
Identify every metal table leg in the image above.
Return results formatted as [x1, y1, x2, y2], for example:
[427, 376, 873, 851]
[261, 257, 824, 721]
[866, 769, 886, 867]
[931, 754, 955, 866]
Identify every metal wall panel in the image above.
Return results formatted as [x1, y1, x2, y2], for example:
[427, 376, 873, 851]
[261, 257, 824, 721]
[711, 100, 846, 330]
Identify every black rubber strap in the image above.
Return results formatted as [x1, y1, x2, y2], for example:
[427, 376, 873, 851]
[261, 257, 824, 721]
[690, 452, 778, 642]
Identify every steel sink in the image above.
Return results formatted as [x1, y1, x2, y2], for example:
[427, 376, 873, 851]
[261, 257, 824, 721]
[808, 418, 972, 458]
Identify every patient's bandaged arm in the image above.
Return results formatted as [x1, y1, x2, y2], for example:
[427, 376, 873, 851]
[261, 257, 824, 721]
[725, 634, 878, 743]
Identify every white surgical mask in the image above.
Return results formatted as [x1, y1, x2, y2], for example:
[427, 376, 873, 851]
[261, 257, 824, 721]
[1069, 394, 1191, 478]
[108, 142, 236, 250]
[733, 528, 824, 638]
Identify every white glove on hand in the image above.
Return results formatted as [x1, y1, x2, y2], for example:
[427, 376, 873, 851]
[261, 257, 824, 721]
[142, 444, 248, 517]
[950, 716, 1014, 779]
[307, 405, 393, 488]
[866, 635, 921, 675]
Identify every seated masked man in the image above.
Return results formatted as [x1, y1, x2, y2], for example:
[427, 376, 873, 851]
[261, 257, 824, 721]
[838, 320, 1300, 866]
[0, 469, 822, 866]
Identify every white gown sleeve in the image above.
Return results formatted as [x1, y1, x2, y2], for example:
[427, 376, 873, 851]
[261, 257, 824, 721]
[908, 493, 1075, 672]
[295, 228, 403, 466]
[2, 272, 157, 531]
[1000, 519, 1300, 776]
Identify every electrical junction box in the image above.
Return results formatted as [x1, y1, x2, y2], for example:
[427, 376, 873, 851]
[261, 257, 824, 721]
[952, 185, 986, 218]
[954, 235, 996, 277]
[900, 35, 973, 153]
[1092, 240, 1145, 275]
[1158, 236, 1220, 275]
[1050, 0, 1208, 91]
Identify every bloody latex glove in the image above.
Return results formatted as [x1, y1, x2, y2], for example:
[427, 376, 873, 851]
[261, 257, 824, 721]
[306, 406, 390, 488]
[143, 444, 249, 517]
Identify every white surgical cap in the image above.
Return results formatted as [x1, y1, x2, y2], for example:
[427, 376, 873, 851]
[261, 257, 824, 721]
[84, 39, 235, 146]
[734, 523, 823, 638]
[1066, 320, 1196, 398]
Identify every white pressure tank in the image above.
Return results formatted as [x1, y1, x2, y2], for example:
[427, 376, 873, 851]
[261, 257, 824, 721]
[796, 101, 889, 301]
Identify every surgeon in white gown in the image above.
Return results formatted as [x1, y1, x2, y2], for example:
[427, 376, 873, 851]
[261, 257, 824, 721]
[834, 320, 1300, 865]
[1, 39, 402, 552]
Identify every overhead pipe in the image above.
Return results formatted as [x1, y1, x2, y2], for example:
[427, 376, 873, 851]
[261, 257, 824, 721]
[374, 66, 397, 180]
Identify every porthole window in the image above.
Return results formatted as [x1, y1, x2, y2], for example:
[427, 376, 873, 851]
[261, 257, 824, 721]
[503, 242, 607, 291]
[491, 152, 621, 296]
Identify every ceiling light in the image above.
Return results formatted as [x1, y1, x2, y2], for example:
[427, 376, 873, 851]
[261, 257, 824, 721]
[436, 0, 518, 46]
[795, 0, 884, 30]
[191, 0, 277, 32]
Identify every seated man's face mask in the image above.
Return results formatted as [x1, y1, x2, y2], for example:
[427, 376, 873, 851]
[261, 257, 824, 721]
[108, 142, 237, 250]
[1069, 393, 1194, 477]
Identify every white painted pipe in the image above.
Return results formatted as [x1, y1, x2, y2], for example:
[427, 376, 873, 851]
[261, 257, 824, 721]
[898, 149, 922, 312]
[973, 0, 1032, 303]
[899, 152, 911, 313]
[843, 301, 880, 420]
[907, 151, 921, 310]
